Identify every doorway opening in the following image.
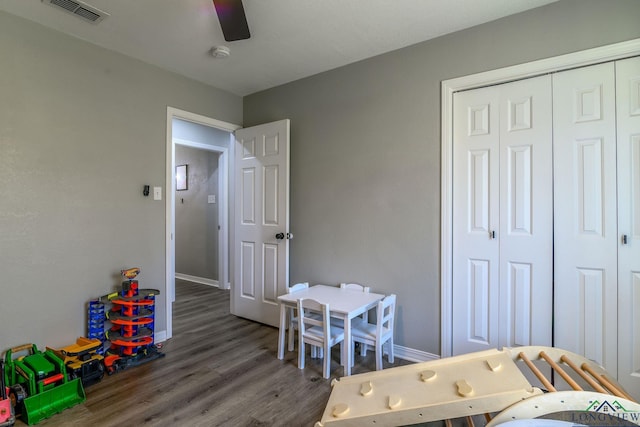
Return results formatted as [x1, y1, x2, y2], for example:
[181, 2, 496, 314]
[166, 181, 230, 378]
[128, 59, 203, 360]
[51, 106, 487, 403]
[174, 142, 221, 286]
[165, 107, 240, 340]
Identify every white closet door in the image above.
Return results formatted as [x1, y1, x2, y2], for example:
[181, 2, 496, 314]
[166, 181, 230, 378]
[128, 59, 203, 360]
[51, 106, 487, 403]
[616, 56, 640, 400]
[453, 86, 500, 354]
[452, 76, 552, 355]
[553, 63, 618, 373]
[498, 75, 553, 349]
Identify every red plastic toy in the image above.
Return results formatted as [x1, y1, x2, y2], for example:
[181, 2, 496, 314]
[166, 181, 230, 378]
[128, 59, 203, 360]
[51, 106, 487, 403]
[0, 361, 15, 427]
[99, 268, 163, 374]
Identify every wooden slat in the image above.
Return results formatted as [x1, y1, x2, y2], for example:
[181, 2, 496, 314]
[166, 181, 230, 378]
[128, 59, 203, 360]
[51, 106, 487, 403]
[581, 363, 636, 401]
[539, 351, 583, 391]
[517, 352, 556, 392]
[560, 354, 608, 394]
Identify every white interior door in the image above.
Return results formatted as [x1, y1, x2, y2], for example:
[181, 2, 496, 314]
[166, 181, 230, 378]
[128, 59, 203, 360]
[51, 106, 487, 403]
[553, 62, 618, 373]
[232, 119, 290, 327]
[452, 76, 552, 355]
[616, 56, 640, 400]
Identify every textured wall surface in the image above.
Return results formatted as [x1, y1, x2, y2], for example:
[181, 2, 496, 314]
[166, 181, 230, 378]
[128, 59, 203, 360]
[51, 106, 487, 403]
[175, 145, 220, 281]
[0, 11, 241, 350]
[243, 0, 640, 355]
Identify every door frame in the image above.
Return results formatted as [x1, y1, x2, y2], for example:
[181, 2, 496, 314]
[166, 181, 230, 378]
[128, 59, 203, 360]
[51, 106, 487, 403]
[165, 106, 241, 340]
[440, 38, 640, 358]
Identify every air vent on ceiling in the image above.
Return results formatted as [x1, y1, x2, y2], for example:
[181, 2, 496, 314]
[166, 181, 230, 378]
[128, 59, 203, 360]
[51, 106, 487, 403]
[44, 0, 109, 24]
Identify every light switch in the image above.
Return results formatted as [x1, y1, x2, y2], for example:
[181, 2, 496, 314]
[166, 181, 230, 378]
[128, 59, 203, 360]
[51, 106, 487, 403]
[208, 195, 216, 204]
[153, 186, 162, 200]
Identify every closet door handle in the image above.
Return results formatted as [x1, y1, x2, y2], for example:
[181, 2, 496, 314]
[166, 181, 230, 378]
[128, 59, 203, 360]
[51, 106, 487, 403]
[489, 230, 496, 239]
[622, 234, 628, 245]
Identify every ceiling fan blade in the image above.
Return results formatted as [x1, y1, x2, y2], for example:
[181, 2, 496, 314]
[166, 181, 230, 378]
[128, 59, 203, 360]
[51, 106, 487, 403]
[212, 0, 250, 42]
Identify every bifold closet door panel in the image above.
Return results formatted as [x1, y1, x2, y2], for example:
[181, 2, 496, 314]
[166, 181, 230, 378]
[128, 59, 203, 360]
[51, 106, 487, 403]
[452, 75, 552, 355]
[452, 85, 501, 355]
[497, 75, 553, 350]
[616, 55, 640, 400]
[553, 62, 618, 374]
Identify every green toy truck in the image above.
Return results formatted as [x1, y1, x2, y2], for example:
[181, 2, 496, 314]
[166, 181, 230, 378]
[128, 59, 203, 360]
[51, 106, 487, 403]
[3, 344, 85, 425]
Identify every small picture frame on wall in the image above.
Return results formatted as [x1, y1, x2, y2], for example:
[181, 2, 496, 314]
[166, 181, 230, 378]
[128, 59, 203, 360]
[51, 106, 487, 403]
[176, 164, 188, 191]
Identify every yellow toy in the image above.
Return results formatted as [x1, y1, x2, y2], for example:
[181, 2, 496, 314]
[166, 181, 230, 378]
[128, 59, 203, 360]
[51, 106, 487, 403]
[120, 268, 140, 280]
[48, 337, 104, 387]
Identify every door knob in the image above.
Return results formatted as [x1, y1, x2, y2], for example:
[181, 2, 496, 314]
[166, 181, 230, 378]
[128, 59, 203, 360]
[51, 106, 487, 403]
[275, 232, 285, 240]
[622, 234, 628, 245]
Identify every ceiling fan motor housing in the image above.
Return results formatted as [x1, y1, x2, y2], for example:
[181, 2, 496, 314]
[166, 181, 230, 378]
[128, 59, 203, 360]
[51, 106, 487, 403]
[212, 0, 251, 41]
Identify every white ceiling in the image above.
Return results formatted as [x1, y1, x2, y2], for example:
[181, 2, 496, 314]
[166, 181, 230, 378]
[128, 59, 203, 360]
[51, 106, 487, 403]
[1, 0, 558, 96]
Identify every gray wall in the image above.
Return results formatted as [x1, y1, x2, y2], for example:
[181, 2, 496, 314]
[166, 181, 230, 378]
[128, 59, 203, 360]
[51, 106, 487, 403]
[0, 11, 242, 350]
[243, 0, 640, 355]
[175, 145, 220, 281]
[3, 0, 640, 358]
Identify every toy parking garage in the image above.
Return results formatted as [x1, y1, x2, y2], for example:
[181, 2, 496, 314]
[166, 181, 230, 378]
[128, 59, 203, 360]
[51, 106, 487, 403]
[1, 268, 163, 426]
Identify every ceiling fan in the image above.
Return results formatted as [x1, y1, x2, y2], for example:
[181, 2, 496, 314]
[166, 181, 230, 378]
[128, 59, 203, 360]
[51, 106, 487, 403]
[212, 0, 251, 42]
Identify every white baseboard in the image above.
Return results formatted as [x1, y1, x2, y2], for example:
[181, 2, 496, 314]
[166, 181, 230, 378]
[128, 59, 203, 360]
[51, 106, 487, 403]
[156, 328, 435, 363]
[392, 344, 440, 363]
[175, 273, 219, 288]
[162, 288, 436, 363]
[155, 330, 167, 343]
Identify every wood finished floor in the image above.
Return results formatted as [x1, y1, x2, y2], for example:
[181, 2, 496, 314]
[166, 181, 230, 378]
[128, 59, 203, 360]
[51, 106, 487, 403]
[32, 280, 414, 427]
